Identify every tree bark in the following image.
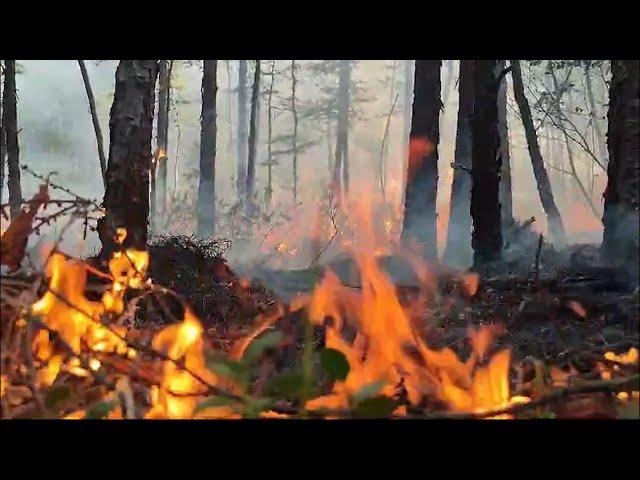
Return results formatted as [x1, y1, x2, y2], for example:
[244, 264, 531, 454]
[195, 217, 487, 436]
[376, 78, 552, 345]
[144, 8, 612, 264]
[510, 60, 567, 247]
[444, 60, 473, 268]
[401, 60, 414, 204]
[602, 60, 639, 265]
[470, 60, 502, 266]
[97, 60, 159, 257]
[0, 60, 4, 205]
[291, 60, 299, 202]
[246, 60, 260, 202]
[156, 60, 170, 218]
[3, 60, 21, 220]
[497, 60, 514, 229]
[401, 60, 441, 259]
[197, 60, 217, 237]
[77, 60, 107, 188]
[236, 60, 248, 201]
[266, 61, 275, 208]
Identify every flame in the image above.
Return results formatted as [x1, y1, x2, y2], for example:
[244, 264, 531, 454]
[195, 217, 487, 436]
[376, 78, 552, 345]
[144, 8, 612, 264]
[604, 348, 638, 366]
[303, 197, 524, 416]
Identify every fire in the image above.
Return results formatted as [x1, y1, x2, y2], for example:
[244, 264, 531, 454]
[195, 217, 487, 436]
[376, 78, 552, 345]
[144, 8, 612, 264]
[302, 196, 525, 416]
[10, 201, 531, 419]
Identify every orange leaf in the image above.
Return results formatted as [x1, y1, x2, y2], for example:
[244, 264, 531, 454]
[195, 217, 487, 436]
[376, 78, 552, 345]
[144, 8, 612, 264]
[0, 184, 50, 271]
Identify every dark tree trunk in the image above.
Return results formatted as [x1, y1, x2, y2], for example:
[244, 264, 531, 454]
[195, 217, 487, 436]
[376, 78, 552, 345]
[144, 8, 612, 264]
[3, 60, 21, 220]
[291, 60, 299, 202]
[497, 60, 514, 229]
[602, 60, 639, 266]
[0, 61, 4, 205]
[236, 60, 248, 201]
[78, 60, 107, 188]
[401, 60, 441, 259]
[197, 60, 217, 237]
[401, 60, 414, 204]
[97, 60, 159, 257]
[511, 60, 567, 247]
[156, 60, 170, 217]
[246, 60, 260, 201]
[266, 61, 275, 207]
[444, 60, 473, 268]
[470, 60, 502, 266]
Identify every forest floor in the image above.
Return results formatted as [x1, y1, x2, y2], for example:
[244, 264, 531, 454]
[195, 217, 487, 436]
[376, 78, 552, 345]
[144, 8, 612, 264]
[1, 230, 639, 419]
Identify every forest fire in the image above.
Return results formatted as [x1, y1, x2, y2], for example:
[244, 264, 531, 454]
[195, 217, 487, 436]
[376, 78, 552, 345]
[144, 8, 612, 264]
[1, 59, 638, 423]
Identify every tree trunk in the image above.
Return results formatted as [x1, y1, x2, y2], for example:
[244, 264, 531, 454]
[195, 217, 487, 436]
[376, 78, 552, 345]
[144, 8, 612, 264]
[339, 60, 350, 196]
[470, 60, 502, 266]
[402, 60, 414, 204]
[497, 60, 514, 229]
[78, 60, 107, 188]
[602, 60, 639, 265]
[237, 60, 248, 201]
[510, 60, 567, 247]
[443, 60, 473, 268]
[291, 60, 299, 202]
[0, 60, 4, 205]
[401, 60, 441, 259]
[3, 60, 21, 220]
[226, 61, 234, 159]
[196, 60, 217, 237]
[246, 60, 260, 201]
[266, 61, 275, 208]
[97, 60, 159, 257]
[156, 60, 170, 217]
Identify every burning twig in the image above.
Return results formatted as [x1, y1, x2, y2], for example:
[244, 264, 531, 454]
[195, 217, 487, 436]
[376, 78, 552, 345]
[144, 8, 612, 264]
[417, 374, 639, 420]
[532, 234, 543, 286]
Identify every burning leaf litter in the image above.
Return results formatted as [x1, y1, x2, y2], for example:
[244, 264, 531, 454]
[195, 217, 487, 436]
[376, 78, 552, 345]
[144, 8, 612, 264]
[1, 184, 638, 420]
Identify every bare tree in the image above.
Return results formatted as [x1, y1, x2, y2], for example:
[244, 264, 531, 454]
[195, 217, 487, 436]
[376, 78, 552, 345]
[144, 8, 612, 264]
[97, 60, 159, 257]
[401, 60, 441, 259]
[332, 60, 351, 200]
[444, 60, 473, 267]
[602, 60, 639, 265]
[265, 60, 276, 207]
[77, 60, 107, 187]
[236, 60, 248, 201]
[155, 60, 171, 218]
[3, 60, 21, 220]
[0, 60, 4, 205]
[197, 60, 217, 237]
[470, 60, 502, 265]
[401, 60, 414, 202]
[510, 60, 567, 247]
[497, 60, 513, 228]
[246, 60, 260, 201]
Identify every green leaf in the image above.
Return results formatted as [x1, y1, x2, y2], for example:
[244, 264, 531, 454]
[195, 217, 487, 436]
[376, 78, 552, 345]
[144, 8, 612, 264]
[244, 398, 274, 418]
[267, 373, 306, 398]
[194, 396, 239, 415]
[85, 400, 118, 419]
[207, 359, 248, 384]
[320, 348, 350, 381]
[243, 330, 284, 365]
[353, 396, 397, 418]
[45, 385, 72, 410]
[352, 381, 386, 404]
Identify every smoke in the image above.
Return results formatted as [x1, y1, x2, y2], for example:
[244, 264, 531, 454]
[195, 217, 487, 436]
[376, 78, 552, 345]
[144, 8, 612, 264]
[3, 60, 608, 274]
